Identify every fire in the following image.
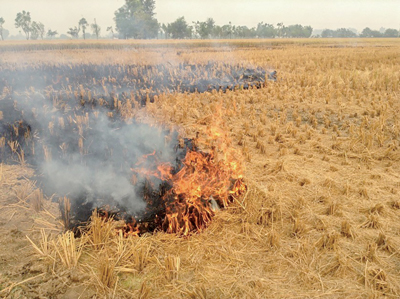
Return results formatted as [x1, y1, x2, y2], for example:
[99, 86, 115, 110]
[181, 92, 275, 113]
[129, 119, 246, 236]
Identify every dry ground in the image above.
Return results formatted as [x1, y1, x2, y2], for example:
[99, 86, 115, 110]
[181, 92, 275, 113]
[0, 38, 400, 298]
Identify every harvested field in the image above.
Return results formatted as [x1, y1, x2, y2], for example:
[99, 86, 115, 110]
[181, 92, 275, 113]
[0, 38, 400, 298]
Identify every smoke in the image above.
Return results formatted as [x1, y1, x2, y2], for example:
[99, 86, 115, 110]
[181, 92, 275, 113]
[38, 112, 176, 214]
[0, 61, 268, 224]
[1, 88, 176, 219]
[6, 88, 177, 216]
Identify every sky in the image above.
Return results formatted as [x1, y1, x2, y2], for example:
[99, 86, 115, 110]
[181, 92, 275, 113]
[0, 0, 399, 36]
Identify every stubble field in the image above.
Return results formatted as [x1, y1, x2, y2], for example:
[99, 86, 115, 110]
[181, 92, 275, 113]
[0, 38, 400, 298]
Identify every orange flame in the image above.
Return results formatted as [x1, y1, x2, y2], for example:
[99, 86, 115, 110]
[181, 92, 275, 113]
[130, 110, 246, 236]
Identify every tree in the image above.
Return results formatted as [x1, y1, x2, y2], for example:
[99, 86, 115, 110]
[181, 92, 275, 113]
[193, 18, 215, 39]
[256, 22, 275, 38]
[322, 28, 357, 38]
[277, 22, 283, 38]
[67, 26, 79, 38]
[2, 29, 9, 40]
[193, 21, 203, 39]
[360, 27, 372, 37]
[107, 26, 115, 38]
[234, 25, 256, 38]
[30, 21, 39, 40]
[220, 22, 233, 38]
[30, 21, 45, 40]
[212, 25, 223, 39]
[281, 25, 290, 38]
[38, 22, 45, 39]
[335, 28, 357, 38]
[114, 0, 159, 39]
[321, 29, 334, 38]
[47, 29, 58, 39]
[15, 11, 31, 40]
[0, 17, 5, 40]
[284, 24, 313, 38]
[91, 19, 101, 39]
[79, 18, 88, 39]
[142, 0, 155, 16]
[360, 27, 382, 38]
[167, 17, 192, 39]
[384, 28, 399, 37]
[303, 26, 313, 38]
[161, 23, 171, 39]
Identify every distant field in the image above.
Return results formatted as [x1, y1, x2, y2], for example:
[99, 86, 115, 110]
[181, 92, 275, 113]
[0, 37, 398, 52]
[0, 39, 400, 298]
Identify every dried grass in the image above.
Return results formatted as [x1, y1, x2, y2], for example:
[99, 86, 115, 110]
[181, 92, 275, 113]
[53, 231, 85, 269]
[97, 255, 117, 290]
[163, 255, 180, 281]
[26, 229, 52, 257]
[87, 210, 116, 250]
[4, 39, 400, 298]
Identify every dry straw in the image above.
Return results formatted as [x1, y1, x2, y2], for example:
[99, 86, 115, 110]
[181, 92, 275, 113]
[53, 231, 84, 269]
[3, 39, 400, 298]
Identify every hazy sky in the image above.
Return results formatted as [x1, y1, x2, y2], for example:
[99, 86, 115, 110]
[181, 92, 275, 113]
[0, 0, 399, 36]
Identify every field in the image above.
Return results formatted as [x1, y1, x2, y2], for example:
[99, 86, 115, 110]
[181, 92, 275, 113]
[0, 38, 400, 298]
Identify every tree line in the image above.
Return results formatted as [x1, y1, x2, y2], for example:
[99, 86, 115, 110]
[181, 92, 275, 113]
[321, 27, 399, 38]
[161, 18, 313, 39]
[0, 11, 101, 40]
[0, 0, 399, 40]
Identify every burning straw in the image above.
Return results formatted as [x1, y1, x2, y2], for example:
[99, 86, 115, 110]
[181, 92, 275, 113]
[0, 62, 253, 237]
[72, 117, 247, 237]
